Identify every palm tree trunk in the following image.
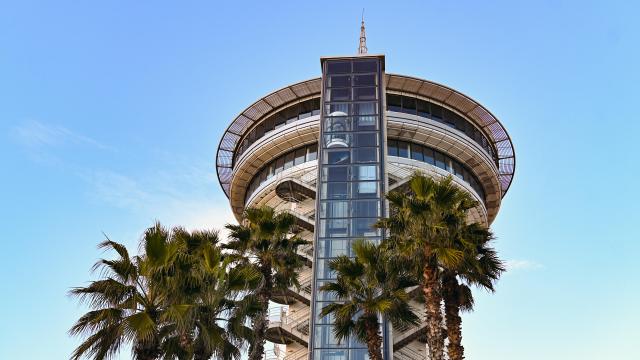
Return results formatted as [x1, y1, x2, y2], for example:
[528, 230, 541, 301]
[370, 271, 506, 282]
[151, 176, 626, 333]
[423, 260, 445, 360]
[248, 264, 273, 360]
[364, 319, 384, 360]
[443, 272, 464, 360]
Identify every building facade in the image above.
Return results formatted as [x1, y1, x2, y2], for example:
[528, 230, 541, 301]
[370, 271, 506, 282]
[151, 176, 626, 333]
[216, 49, 515, 360]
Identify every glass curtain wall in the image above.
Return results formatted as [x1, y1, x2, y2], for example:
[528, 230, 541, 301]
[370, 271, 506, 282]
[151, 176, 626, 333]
[310, 57, 387, 360]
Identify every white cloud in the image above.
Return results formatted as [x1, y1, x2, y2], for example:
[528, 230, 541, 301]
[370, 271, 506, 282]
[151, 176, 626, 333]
[505, 259, 544, 271]
[11, 120, 108, 150]
[84, 166, 237, 235]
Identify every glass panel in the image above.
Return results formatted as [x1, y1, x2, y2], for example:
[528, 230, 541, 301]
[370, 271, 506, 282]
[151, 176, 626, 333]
[352, 218, 380, 237]
[417, 99, 430, 117]
[353, 87, 376, 101]
[352, 200, 380, 217]
[307, 144, 318, 161]
[326, 150, 351, 165]
[320, 201, 349, 219]
[274, 157, 284, 174]
[435, 151, 447, 169]
[323, 166, 349, 182]
[353, 102, 377, 115]
[431, 103, 443, 119]
[283, 152, 294, 169]
[388, 139, 398, 156]
[353, 148, 378, 163]
[326, 103, 350, 117]
[397, 141, 409, 158]
[322, 182, 349, 199]
[355, 133, 377, 147]
[314, 349, 349, 360]
[423, 147, 435, 165]
[324, 133, 352, 148]
[321, 218, 349, 238]
[325, 117, 350, 132]
[353, 74, 376, 86]
[353, 165, 378, 181]
[387, 94, 402, 112]
[402, 96, 417, 114]
[352, 59, 377, 73]
[329, 88, 350, 102]
[328, 75, 350, 87]
[294, 148, 306, 165]
[327, 61, 351, 74]
[316, 239, 350, 258]
[354, 116, 377, 131]
[411, 143, 424, 161]
[352, 181, 378, 198]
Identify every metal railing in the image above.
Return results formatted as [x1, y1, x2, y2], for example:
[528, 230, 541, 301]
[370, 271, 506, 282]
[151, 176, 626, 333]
[268, 306, 311, 340]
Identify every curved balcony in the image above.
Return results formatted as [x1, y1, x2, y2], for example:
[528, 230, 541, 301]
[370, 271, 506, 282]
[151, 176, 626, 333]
[271, 267, 313, 306]
[265, 306, 310, 346]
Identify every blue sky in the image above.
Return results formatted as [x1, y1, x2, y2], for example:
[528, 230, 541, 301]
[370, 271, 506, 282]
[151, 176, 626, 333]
[1, 1, 639, 359]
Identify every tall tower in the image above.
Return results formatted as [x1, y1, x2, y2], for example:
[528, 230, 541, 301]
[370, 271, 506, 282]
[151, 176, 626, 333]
[215, 25, 515, 360]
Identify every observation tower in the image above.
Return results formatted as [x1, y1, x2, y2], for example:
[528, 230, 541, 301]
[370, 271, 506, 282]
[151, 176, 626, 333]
[215, 20, 515, 360]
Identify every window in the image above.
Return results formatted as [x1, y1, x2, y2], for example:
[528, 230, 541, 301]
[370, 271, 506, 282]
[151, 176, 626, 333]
[353, 181, 378, 198]
[274, 157, 284, 174]
[283, 152, 294, 170]
[355, 133, 377, 147]
[322, 166, 348, 182]
[435, 151, 447, 170]
[294, 148, 306, 165]
[324, 133, 351, 148]
[325, 117, 349, 132]
[320, 218, 349, 237]
[329, 88, 350, 102]
[431, 104, 443, 119]
[417, 99, 430, 117]
[353, 74, 376, 86]
[326, 150, 350, 164]
[423, 147, 435, 165]
[353, 165, 378, 181]
[353, 87, 376, 101]
[326, 103, 349, 117]
[411, 143, 424, 161]
[316, 239, 349, 258]
[354, 116, 377, 130]
[307, 144, 318, 161]
[326, 61, 350, 74]
[352, 218, 379, 237]
[353, 148, 378, 163]
[328, 75, 350, 87]
[388, 139, 398, 156]
[388, 94, 402, 112]
[402, 96, 417, 114]
[352, 200, 380, 217]
[323, 182, 348, 199]
[320, 201, 349, 219]
[397, 141, 409, 158]
[352, 59, 377, 73]
[353, 102, 377, 115]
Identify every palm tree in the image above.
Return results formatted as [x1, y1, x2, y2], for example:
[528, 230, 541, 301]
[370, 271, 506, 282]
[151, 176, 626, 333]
[376, 174, 477, 360]
[319, 239, 419, 360]
[144, 225, 260, 360]
[69, 236, 164, 360]
[224, 206, 308, 360]
[442, 223, 504, 360]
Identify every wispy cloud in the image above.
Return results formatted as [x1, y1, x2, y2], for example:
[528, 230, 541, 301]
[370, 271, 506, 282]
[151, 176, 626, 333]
[11, 120, 108, 150]
[84, 165, 237, 232]
[505, 259, 544, 271]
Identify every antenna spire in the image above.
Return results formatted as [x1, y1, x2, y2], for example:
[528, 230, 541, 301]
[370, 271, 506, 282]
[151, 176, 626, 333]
[358, 9, 367, 54]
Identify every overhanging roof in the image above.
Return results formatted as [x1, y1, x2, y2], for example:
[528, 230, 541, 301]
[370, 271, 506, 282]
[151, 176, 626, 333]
[216, 74, 515, 198]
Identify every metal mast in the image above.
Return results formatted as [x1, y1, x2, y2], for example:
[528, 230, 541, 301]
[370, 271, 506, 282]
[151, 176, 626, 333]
[358, 9, 367, 54]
